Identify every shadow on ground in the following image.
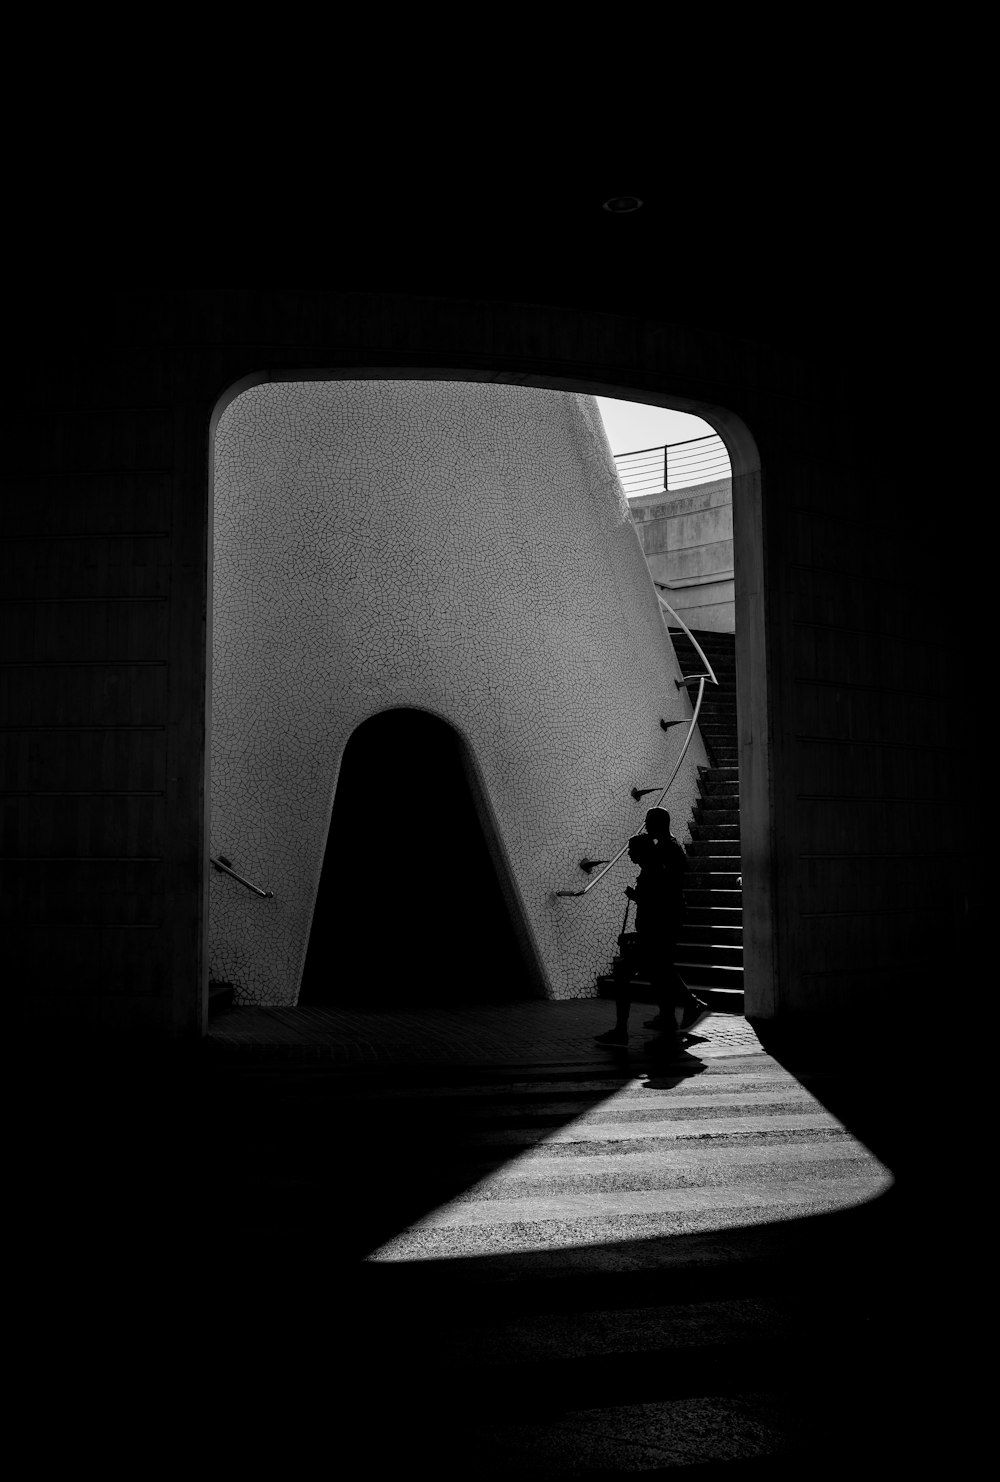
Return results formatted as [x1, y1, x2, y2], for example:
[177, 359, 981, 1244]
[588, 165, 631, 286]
[10, 1013, 945, 1476]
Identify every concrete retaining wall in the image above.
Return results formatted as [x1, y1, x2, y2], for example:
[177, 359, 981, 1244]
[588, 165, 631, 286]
[630, 478, 734, 632]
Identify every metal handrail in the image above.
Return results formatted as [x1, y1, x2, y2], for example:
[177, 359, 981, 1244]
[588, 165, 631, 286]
[210, 855, 274, 898]
[652, 585, 718, 687]
[554, 591, 719, 898]
[613, 433, 731, 496]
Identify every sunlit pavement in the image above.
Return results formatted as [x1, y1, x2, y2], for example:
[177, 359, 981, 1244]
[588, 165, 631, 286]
[208, 1001, 893, 1260]
[13, 1000, 945, 1475]
[188, 999, 930, 1473]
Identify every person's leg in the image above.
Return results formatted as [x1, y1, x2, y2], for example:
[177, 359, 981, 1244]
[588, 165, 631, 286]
[666, 961, 709, 1032]
[652, 968, 684, 1032]
[637, 937, 681, 1036]
[644, 934, 706, 1032]
[661, 916, 709, 1026]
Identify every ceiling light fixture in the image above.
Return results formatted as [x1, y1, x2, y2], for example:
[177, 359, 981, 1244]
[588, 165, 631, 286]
[602, 196, 644, 213]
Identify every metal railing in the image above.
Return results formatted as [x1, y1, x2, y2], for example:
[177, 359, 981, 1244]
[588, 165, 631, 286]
[211, 855, 274, 898]
[555, 590, 719, 898]
[613, 433, 731, 498]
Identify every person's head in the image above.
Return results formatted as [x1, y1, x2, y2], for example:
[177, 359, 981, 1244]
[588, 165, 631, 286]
[645, 807, 671, 840]
[627, 833, 657, 867]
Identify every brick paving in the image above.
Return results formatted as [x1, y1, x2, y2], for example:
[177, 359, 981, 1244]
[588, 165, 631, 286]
[206, 999, 763, 1067]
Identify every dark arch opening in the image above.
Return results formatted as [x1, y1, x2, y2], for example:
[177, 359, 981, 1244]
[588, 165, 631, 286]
[298, 708, 542, 1007]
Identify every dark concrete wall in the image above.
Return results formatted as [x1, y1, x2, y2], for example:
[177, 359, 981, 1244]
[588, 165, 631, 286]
[2, 289, 967, 1041]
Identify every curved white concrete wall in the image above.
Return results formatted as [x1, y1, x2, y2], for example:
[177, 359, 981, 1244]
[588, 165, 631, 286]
[209, 381, 708, 1004]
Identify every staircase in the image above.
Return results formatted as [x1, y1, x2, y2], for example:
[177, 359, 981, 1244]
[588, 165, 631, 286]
[597, 626, 743, 1013]
[669, 627, 743, 1013]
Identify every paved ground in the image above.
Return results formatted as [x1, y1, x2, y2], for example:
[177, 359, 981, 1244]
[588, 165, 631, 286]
[192, 999, 937, 1474]
[13, 998, 957, 1475]
[206, 998, 765, 1065]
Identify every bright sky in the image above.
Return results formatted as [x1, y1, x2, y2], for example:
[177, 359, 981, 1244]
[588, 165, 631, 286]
[595, 397, 716, 457]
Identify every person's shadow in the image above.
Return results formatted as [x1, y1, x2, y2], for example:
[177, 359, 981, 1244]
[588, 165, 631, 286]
[641, 1035, 708, 1086]
[595, 1031, 708, 1083]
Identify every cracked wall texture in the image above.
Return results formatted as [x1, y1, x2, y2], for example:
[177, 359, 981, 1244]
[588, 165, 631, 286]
[209, 381, 708, 1004]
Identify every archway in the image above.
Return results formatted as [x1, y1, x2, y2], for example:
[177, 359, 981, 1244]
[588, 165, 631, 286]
[298, 708, 542, 1007]
[205, 370, 764, 1031]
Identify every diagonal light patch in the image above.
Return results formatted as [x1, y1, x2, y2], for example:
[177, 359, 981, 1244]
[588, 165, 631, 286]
[366, 1062, 894, 1263]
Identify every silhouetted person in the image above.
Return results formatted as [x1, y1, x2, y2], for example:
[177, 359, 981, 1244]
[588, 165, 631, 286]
[595, 818, 708, 1047]
[642, 807, 709, 1033]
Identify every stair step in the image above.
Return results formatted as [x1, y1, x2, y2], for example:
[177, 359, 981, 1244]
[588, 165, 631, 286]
[689, 984, 744, 1013]
[670, 634, 735, 648]
[699, 768, 739, 781]
[684, 905, 744, 924]
[693, 809, 740, 825]
[675, 942, 744, 967]
[596, 977, 745, 1014]
[685, 887, 742, 906]
[687, 845, 742, 862]
[679, 924, 743, 946]
[676, 961, 745, 988]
